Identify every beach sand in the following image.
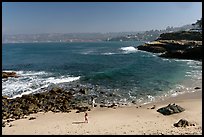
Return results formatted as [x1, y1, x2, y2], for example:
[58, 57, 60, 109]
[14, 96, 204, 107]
[2, 90, 202, 135]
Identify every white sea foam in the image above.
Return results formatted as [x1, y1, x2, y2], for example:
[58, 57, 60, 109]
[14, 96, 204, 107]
[187, 60, 201, 65]
[2, 70, 80, 99]
[80, 50, 95, 55]
[2, 70, 14, 73]
[120, 46, 138, 53]
[10, 84, 50, 99]
[171, 92, 179, 97]
[161, 58, 172, 62]
[147, 95, 155, 102]
[46, 76, 80, 84]
[102, 52, 116, 55]
[173, 59, 195, 62]
[17, 71, 50, 76]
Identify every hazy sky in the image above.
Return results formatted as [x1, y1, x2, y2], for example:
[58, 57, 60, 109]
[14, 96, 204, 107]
[2, 2, 202, 34]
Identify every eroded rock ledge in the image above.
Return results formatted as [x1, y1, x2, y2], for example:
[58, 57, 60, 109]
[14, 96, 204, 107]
[137, 31, 202, 61]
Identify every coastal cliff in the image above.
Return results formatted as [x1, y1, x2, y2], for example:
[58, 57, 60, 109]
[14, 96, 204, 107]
[137, 31, 202, 60]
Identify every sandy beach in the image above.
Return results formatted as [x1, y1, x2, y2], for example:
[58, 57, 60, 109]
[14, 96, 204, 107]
[2, 2, 202, 135]
[2, 90, 202, 135]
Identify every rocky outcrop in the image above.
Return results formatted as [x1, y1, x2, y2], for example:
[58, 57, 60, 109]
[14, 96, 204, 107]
[2, 86, 91, 123]
[159, 46, 202, 60]
[137, 44, 166, 53]
[157, 31, 202, 41]
[137, 31, 202, 60]
[2, 72, 19, 79]
[157, 103, 185, 115]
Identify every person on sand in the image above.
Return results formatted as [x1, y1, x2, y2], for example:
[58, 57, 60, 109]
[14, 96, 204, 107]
[91, 97, 96, 108]
[84, 112, 88, 123]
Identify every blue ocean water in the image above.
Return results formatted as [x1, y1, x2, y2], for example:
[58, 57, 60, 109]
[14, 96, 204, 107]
[2, 41, 202, 104]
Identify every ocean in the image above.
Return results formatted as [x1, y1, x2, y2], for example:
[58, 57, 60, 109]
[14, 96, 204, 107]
[2, 41, 202, 105]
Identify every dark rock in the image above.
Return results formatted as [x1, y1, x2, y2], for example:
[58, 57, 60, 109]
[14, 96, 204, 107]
[100, 91, 105, 94]
[67, 90, 75, 96]
[76, 110, 80, 113]
[157, 103, 185, 115]
[76, 106, 89, 112]
[50, 87, 63, 94]
[151, 105, 156, 109]
[2, 71, 19, 79]
[173, 119, 195, 127]
[9, 124, 13, 127]
[194, 87, 201, 90]
[2, 121, 6, 127]
[79, 88, 87, 94]
[29, 117, 36, 120]
[100, 104, 106, 108]
[131, 100, 136, 104]
[137, 45, 166, 53]
[159, 46, 202, 60]
[108, 103, 117, 108]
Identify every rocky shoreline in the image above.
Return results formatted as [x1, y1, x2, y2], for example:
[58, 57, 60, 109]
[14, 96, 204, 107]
[137, 31, 202, 61]
[2, 87, 89, 120]
[2, 72, 122, 127]
[2, 71, 202, 130]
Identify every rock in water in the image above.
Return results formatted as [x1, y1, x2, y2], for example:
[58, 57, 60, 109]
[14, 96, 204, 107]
[79, 88, 87, 94]
[2, 71, 19, 78]
[157, 103, 185, 115]
[194, 87, 201, 90]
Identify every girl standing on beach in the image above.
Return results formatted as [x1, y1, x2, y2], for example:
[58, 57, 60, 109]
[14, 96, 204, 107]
[84, 112, 88, 123]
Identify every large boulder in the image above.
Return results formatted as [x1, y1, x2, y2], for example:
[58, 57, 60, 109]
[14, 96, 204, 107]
[157, 103, 185, 115]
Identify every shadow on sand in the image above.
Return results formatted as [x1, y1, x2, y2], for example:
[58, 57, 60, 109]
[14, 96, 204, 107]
[72, 121, 85, 124]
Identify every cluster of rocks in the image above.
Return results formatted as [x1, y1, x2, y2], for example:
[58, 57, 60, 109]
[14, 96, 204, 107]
[2, 87, 91, 123]
[156, 104, 196, 128]
[137, 31, 202, 60]
[2, 71, 19, 79]
[2, 79, 123, 127]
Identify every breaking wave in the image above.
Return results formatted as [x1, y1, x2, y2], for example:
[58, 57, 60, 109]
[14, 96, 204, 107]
[2, 70, 80, 99]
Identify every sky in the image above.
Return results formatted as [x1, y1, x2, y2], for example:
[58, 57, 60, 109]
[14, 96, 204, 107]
[2, 2, 202, 34]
